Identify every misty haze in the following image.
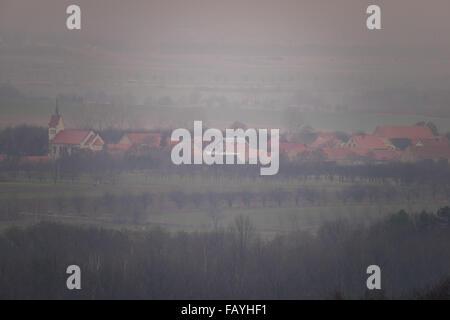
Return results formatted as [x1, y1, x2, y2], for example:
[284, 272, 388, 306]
[0, 0, 450, 300]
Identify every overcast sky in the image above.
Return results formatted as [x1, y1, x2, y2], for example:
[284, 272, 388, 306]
[1, 0, 450, 52]
[2, 0, 450, 117]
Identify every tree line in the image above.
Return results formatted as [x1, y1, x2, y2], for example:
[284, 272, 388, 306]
[2, 149, 449, 187]
[1, 208, 450, 299]
[2, 181, 449, 224]
[0, 125, 48, 156]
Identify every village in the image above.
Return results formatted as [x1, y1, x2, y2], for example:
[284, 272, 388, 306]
[5, 108, 447, 167]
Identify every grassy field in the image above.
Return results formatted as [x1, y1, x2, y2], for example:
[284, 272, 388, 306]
[0, 171, 356, 198]
[1, 171, 448, 238]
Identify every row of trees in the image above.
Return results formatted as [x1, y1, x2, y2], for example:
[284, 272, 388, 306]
[2, 150, 449, 187]
[0, 125, 48, 156]
[2, 181, 449, 225]
[1, 208, 450, 299]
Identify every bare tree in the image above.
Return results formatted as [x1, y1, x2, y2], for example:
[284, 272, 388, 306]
[233, 214, 254, 261]
[207, 206, 223, 231]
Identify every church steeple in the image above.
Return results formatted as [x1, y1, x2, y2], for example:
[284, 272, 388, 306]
[48, 100, 64, 141]
[55, 98, 60, 116]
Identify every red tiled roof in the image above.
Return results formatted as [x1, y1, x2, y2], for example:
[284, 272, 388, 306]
[413, 146, 450, 160]
[51, 130, 90, 145]
[412, 136, 449, 148]
[48, 115, 61, 127]
[367, 150, 402, 161]
[351, 135, 388, 150]
[351, 148, 370, 156]
[375, 126, 434, 139]
[124, 133, 162, 147]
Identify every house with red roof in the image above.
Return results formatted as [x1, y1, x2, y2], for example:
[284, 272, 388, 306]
[364, 149, 402, 162]
[414, 146, 450, 161]
[372, 126, 450, 161]
[345, 134, 393, 150]
[402, 145, 450, 162]
[412, 136, 450, 148]
[374, 126, 434, 140]
[48, 107, 104, 159]
[400, 135, 450, 162]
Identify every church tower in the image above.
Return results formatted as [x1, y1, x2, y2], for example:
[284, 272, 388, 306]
[48, 99, 64, 141]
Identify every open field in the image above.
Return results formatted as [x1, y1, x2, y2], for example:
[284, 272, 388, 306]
[1, 171, 448, 238]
